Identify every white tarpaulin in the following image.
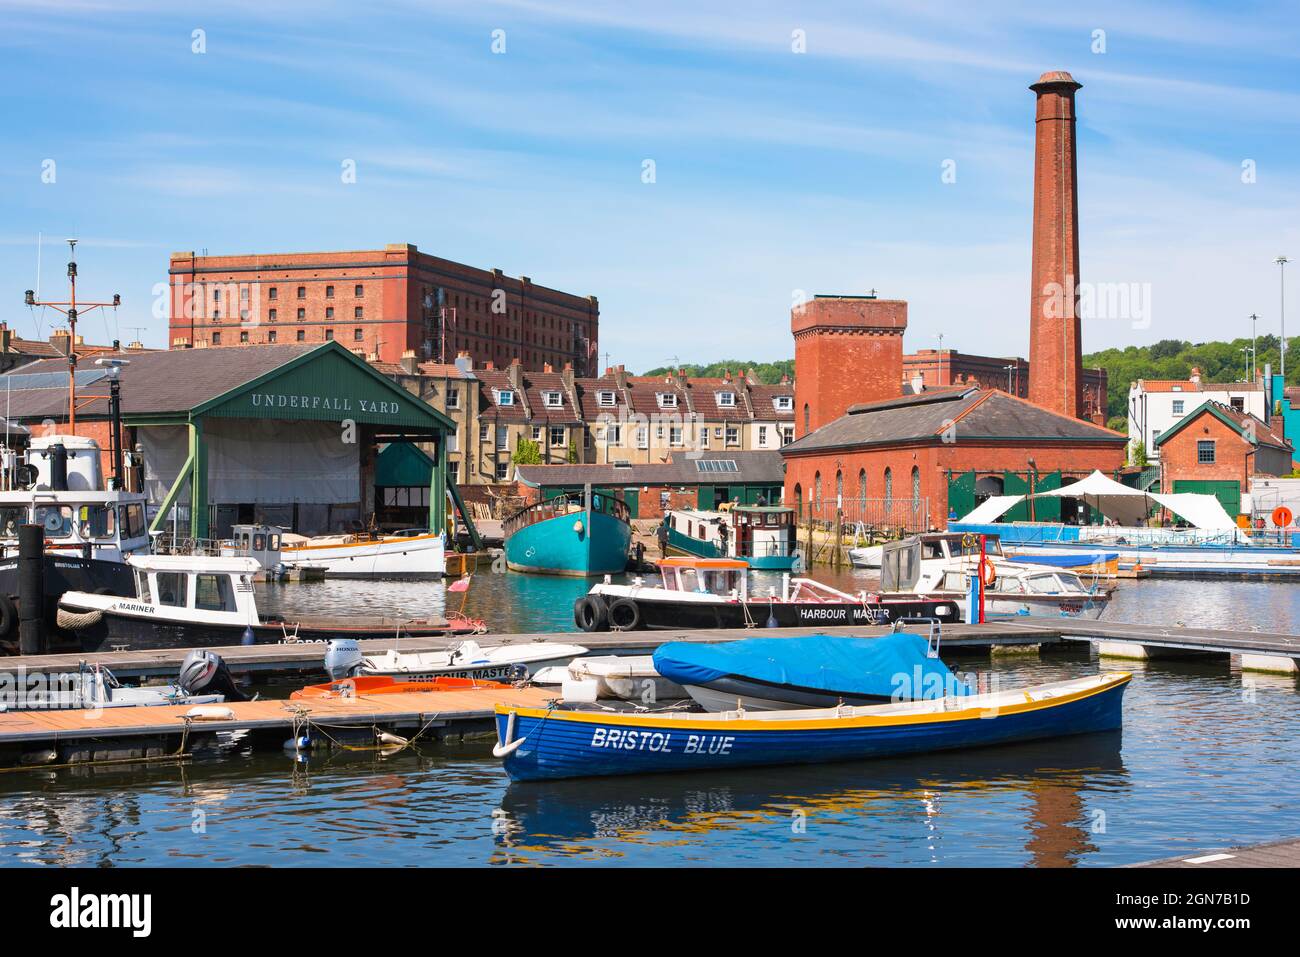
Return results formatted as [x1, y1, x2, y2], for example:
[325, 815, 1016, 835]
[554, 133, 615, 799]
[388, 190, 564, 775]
[206, 418, 357, 504]
[956, 470, 1238, 530]
[139, 419, 359, 506]
[141, 425, 189, 506]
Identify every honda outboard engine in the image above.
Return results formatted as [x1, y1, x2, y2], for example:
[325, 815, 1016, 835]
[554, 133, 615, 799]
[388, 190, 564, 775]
[177, 649, 247, 702]
[324, 639, 363, 680]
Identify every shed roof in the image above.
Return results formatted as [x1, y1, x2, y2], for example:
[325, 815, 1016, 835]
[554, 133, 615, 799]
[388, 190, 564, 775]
[782, 386, 1124, 455]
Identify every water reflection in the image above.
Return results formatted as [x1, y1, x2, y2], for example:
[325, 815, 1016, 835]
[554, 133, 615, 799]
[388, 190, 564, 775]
[493, 734, 1127, 867]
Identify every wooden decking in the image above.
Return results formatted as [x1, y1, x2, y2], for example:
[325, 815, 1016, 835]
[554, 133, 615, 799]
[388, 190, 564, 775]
[0, 685, 556, 750]
[0, 622, 1060, 680]
[1130, 837, 1300, 868]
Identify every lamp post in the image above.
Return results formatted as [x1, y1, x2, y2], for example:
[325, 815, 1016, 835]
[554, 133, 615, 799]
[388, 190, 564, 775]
[1249, 313, 1259, 381]
[1240, 345, 1254, 382]
[1278, 257, 1290, 379]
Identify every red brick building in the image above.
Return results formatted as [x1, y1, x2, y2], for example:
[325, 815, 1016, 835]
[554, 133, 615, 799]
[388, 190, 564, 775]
[169, 244, 599, 371]
[792, 295, 907, 438]
[782, 386, 1126, 529]
[1155, 400, 1293, 516]
[903, 348, 1107, 422]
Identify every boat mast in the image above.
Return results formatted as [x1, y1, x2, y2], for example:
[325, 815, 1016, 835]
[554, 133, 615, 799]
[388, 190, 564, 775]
[24, 239, 120, 433]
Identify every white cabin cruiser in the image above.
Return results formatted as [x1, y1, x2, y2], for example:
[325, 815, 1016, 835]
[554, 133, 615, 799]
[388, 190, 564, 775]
[877, 536, 1111, 620]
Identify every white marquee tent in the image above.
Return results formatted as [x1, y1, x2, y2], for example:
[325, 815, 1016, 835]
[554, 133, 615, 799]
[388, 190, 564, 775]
[957, 470, 1238, 530]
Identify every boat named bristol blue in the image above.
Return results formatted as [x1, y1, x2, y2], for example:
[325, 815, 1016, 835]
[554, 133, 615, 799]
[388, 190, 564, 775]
[493, 671, 1131, 781]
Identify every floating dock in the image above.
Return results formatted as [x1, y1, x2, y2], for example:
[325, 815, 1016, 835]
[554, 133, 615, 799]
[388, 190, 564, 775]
[0, 685, 557, 767]
[1130, 836, 1300, 868]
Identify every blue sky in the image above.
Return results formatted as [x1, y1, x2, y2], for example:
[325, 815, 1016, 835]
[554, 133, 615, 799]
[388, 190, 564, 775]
[1, 0, 1297, 371]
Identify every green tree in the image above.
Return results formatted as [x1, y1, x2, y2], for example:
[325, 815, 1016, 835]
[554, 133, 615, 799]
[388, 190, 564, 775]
[567, 439, 579, 464]
[514, 437, 542, 465]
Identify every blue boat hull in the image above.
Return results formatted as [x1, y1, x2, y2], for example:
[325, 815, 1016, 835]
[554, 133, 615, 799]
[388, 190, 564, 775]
[505, 508, 631, 576]
[495, 675, 1129, 781]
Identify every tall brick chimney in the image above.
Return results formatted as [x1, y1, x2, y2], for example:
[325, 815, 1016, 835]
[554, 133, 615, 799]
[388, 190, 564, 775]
[792, 295, 907, 436]
[1028, 70, 1084, 420]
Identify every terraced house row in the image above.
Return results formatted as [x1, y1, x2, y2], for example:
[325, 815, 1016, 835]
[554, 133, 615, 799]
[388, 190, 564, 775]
[375, 352, 796, 486]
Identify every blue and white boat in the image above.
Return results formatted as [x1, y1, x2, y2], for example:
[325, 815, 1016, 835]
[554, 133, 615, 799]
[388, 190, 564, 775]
[652, 632, 971, 711]
[503, 485, 632, 576]
[492, 671, 1131, 781]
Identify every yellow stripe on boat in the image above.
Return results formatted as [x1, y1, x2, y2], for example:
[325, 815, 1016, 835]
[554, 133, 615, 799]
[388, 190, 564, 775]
[498, 672, 1131, 732]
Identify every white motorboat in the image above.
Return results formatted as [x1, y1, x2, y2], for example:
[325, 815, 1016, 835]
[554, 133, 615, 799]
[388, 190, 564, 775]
[0, 649, 245, 712]
[279, 528, 446, 578]
[567, 655, 687, 703]
[356, 638, 589, 683]
[877, 536, 1111, 620]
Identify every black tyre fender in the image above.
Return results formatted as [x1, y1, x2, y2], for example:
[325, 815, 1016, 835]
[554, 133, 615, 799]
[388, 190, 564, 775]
[607, 597, 642, 632]
[575, 595, 609, 632]
[0, 595, 14, 638]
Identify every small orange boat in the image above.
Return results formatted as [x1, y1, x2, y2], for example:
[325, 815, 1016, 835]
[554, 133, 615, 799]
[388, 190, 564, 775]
[291, 675, 512, 700]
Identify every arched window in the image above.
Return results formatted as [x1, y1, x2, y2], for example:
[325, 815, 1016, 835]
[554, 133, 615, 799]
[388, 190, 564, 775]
[803, 403, 810, 433]
[835, 470, 843, 507]
[794, 483, 803, 515]
[814, 471, 822, 507]
[858, 469, 867, 507]
[911, 466, 921, 513]
[883, 467, 893, 511]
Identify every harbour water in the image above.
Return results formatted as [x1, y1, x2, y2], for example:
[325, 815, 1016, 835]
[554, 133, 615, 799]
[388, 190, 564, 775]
[2, 571, 1299, 867]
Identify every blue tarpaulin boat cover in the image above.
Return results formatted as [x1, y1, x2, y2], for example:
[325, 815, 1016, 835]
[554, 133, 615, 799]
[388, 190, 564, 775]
[1014, 551, 1119, 569]
[653, 634, 972, 700]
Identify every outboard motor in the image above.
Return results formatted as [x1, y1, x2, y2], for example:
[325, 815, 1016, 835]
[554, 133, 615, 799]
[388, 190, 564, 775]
[177, 649, 247, 702]
[324, 639, 363, 680]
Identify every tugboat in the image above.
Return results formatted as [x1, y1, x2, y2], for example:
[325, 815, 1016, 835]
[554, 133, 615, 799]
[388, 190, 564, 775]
[0, 434, 151, 652]
[504, 485, 632, 576]
[573, 556, 959, 632]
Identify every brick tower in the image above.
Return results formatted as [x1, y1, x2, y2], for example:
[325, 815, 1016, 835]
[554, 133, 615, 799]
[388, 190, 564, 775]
[792, 295, 907, 436]
[1028, 70, 1084, 419]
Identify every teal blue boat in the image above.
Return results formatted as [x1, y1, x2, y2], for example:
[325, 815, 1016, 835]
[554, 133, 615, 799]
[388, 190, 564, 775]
[504, 486, 632, 576]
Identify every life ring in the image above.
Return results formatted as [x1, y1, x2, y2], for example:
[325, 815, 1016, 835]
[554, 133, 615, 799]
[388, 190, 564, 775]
[1272, 506, 1293, 528]
[573, 595, 609, 632]
[961, 532, 977, 550]
[980, 561, 997, 587]
[607, 598, 642, 632]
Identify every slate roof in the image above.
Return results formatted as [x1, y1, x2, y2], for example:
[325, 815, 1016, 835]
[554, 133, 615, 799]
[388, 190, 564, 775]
[515, 450, 786, 488]
[0, 343, 321, 420]
[1154, 399, 1291, 452]
[782, 386, 1125, 455]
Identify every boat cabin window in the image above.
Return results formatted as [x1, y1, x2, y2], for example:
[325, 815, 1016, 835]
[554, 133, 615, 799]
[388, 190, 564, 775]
[195, 574, 237, 612]
[0, 506, 26, 538]
[33, 505, 75, 537]
[940, 571, 967, 591]
[922, 540, 946, 560]
[253, 533, 267, 551]
[269, 532, 281, 550]
[1024, 574, 1060, 595]
[134, 568, 152, 603]
[155, 572, 187, 607]
[119, 503, 146, 540]
[76, 504, 115, 540]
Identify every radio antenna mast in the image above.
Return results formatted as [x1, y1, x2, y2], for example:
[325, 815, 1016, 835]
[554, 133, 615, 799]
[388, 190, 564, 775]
[23, 239, 120, 432]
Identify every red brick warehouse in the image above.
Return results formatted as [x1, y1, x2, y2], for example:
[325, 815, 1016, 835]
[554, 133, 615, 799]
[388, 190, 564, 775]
[169, 244, 599, 371]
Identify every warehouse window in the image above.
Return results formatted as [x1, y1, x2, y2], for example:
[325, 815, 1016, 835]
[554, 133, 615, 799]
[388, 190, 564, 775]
[325, 285, 335, 298]
[326, 307, 334, 319]
[268, 330, 277, 343]
[296, 330, 305, 341]
[325, 329, 334, 340]
[355, 284, 364, 297]
[354, 328, 363, 341]
[297, 286, 306, 299]
[297, 308, 305, 320]
[268, 287, 277, 300]
[268, 308, 277, 322]
[1197, 440, 1216, 464]
[355, 307, 363, 319]
[239, 331, 248, 343]
[211, 332, 221, 344]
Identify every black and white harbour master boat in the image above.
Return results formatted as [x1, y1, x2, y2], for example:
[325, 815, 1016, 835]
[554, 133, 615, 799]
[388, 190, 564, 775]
[574, 557, 959, 632]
